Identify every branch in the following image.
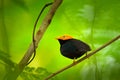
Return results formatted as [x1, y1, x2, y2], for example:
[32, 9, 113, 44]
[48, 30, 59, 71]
[6, 0, 63, 80]
[19, 0, 63, 69]
[27, 2, 53, 65]
[44, 35, 120, 80]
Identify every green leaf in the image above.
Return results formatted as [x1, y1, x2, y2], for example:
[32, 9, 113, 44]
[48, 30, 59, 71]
[0, 50, 15, 67]
[20, 67, 57, 80]
[11, 0, 28, 11]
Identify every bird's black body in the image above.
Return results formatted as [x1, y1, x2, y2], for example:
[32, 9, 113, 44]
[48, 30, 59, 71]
[58, 39, 91, 59]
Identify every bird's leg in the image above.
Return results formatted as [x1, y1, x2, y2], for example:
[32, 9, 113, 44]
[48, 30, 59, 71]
[73, 57, 76, 64]
[85, 53, 89, 59]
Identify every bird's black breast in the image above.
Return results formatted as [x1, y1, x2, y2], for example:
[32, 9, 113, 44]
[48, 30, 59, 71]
[60, 39, 91, 59]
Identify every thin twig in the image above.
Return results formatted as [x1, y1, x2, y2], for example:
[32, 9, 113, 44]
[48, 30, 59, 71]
[27, 2, 53, 65]
[44, 35, 120, 80]
[18, 0, 63, 69]
[6, 0, 63, 80]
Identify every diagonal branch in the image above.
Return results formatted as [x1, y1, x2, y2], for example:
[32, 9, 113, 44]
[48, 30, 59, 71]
[6, 0, 63, 80]
[19, 0, 63, 69]
[27, 2, 53, 65]
[44, 35, 120, 80]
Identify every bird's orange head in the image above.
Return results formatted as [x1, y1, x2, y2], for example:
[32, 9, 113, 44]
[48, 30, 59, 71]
[56, 35, 73, 40]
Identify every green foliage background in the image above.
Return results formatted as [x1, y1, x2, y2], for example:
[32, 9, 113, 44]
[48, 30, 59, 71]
[0, 0, 120, 80]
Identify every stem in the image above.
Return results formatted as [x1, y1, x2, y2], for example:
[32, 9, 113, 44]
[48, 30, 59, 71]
[6, 0, 63, 80]
[27, 2, 53, 65]
[19, 0, 62, 70]
[44, 35, 120, 80]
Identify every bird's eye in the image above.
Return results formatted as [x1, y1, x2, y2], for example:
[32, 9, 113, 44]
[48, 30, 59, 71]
[63, 36, 65, 38]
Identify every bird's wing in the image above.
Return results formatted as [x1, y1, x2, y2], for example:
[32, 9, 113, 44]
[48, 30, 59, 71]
[70, 39, 91, 53]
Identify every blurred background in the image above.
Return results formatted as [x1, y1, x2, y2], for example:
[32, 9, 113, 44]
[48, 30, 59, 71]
[0, 0, 120, 80]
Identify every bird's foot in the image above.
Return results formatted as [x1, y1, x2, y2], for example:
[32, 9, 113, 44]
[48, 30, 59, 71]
[73, 58, 77, 64]
[86, 53, 89, 59]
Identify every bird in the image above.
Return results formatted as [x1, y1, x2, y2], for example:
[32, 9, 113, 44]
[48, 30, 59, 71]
[56, 35, 91, 60]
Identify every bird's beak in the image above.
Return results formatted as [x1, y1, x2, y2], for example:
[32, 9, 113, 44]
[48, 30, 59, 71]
[56, 36, 61, 40]
[56, 37, 59, 40]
